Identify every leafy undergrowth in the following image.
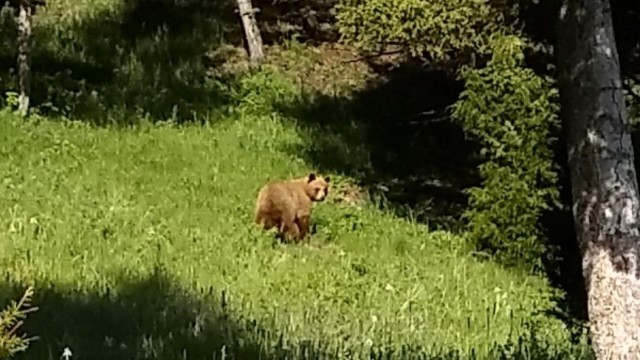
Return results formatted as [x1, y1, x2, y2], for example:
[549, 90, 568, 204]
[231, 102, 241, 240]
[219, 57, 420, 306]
[0, 74, 590, 359]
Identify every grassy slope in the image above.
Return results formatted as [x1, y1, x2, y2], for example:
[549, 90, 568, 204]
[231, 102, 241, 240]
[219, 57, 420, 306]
[0, 0, 591, 358]
[0, 91, 588, 359]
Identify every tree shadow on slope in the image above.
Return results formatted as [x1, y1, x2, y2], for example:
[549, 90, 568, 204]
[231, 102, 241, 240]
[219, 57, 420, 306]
[278, 62, 481, 231]
[5, 268, 332, 360]
[538, 132, 589, 338]
[6, 270, 266, 360]
[0, 267, 591, 360]
[0, 0, 243, 124]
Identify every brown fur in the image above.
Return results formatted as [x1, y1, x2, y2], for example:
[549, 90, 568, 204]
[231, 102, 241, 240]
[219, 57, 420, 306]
[254, 173, 330, 242]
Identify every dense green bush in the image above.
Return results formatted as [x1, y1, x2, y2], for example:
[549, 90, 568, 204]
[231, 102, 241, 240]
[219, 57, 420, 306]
[451, 34, 560, 268]
[335, 0, 502, 69]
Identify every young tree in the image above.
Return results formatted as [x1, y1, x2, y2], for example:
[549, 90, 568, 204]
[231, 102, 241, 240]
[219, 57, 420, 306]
[236, 0, 264, 65]
[556, 0, 640, 357]
[0, 287, 37, 359]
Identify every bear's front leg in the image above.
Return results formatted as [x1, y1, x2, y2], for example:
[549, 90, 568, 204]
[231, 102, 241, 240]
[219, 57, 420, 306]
[296, 215, 311, 242]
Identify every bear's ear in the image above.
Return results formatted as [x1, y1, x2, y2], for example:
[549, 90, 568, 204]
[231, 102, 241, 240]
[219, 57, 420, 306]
[324, 176, 331, 183]
[307, 173, 317, 182]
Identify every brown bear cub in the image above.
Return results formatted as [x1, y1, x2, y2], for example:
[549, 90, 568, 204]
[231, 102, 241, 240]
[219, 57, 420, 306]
[254, 173, 330, 242]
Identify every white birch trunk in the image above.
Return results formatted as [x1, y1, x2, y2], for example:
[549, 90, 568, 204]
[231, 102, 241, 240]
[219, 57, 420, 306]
[17, 0, 32, 116]
[236, 0, 264, 65]
[556, 0, 640, 358]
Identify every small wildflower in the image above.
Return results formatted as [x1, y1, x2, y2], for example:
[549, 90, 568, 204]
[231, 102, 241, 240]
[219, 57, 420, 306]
[62, 347, 72, 360]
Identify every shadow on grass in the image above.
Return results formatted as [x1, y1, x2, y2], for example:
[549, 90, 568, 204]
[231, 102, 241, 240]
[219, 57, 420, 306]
[0, 0, 243, 124]
[1, 267, 592, 360]
[7, 268, 333, 360]
[538, 131, 589, 338]
[7, 270, 261, 360]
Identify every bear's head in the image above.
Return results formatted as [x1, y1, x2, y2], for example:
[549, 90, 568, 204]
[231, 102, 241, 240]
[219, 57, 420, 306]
[305, 173, 331, 202]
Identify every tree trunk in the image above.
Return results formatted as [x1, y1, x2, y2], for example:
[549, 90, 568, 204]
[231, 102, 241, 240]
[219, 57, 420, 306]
[236, 0, 264, 65]
[16, 0, 32, 116]
[555, 0, 640, 358]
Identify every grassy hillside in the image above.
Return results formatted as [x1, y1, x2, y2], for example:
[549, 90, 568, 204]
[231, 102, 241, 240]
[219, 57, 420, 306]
[0, 68, 590, 359]
[0, 0, 592, 358]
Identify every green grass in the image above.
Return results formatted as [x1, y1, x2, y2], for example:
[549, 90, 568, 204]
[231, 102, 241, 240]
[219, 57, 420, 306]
[0, 74, 591, 358]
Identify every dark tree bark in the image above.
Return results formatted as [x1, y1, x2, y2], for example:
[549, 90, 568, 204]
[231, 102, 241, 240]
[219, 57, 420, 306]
[556, 0, 640, 357]
[16, 0, 32, 116]
[236, 0, 264, 65]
